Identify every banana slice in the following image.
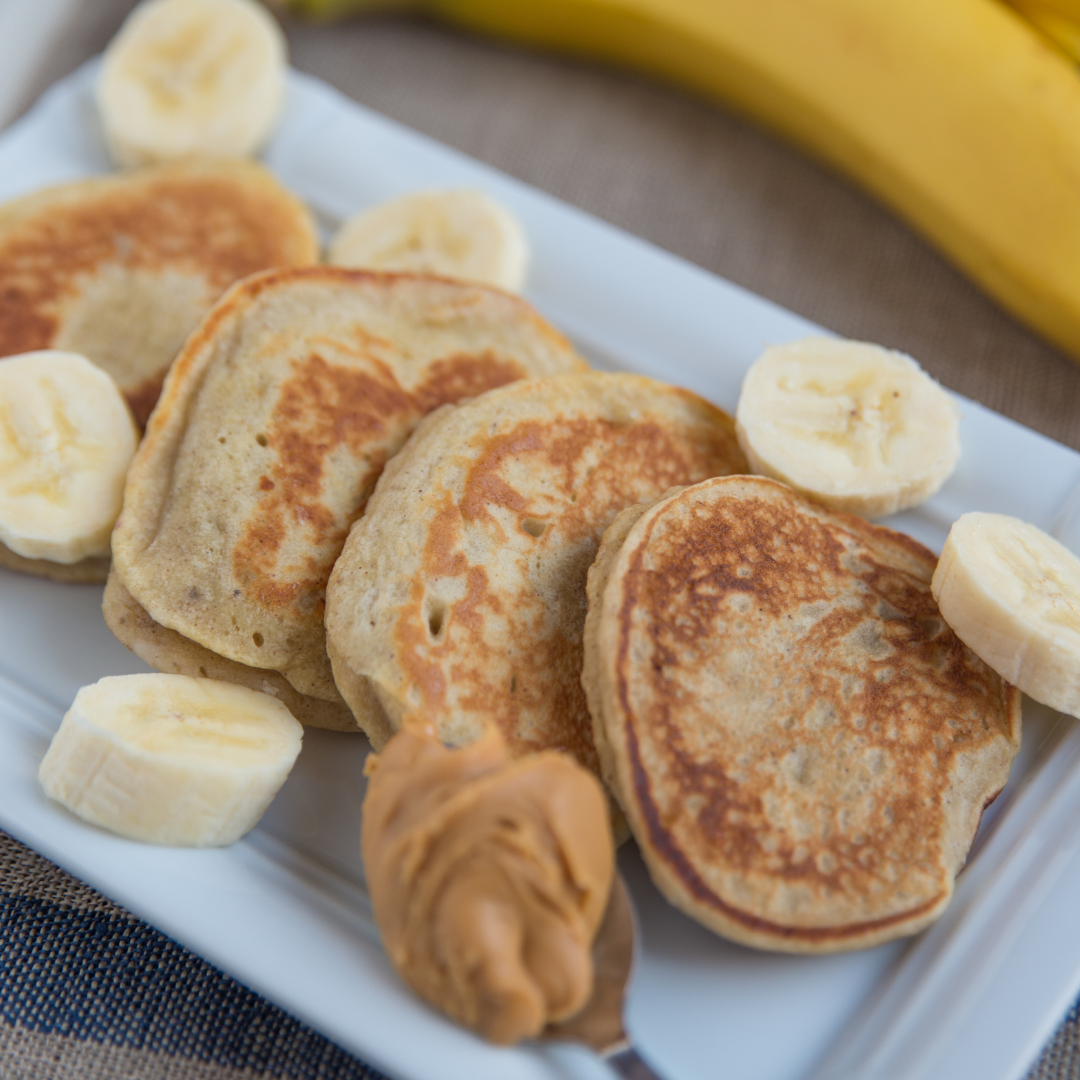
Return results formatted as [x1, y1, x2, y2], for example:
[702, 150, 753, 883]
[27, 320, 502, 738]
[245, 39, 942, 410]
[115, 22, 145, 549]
[39, 674, 303, 847]
[97, 0, 287, 167]
[0, 351, 138, 565]
[328, 189, 530, 292]
[735, 337, 960, 518]
[932, 513, 1080, 716]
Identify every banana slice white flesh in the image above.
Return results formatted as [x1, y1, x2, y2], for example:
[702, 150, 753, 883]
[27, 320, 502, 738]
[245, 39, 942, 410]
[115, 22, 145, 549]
[932, 513, 1080, 716]
[328, 189, 530, 292]
[0, 351, 137, 564]
[39, 674, 303, 847]
[97, 0, 287, 167]
[735, 337, 960, 518]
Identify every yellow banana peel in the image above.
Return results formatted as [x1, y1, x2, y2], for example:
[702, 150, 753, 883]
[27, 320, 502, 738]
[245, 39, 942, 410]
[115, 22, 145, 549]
[1007, 0, 1080, 61]
[1007, 0, 1080, 22]
[281, 0, 1080, 365]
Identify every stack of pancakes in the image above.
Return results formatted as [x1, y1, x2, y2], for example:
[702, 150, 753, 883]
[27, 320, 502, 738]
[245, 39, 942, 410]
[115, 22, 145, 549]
[106, 267, 586, 729]
[97, 258, 1020, 950]
[18, 162, 1014, 952]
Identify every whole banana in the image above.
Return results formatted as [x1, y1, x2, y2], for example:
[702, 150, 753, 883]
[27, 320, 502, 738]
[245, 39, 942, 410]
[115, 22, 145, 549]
[280, 0, 1080, 366]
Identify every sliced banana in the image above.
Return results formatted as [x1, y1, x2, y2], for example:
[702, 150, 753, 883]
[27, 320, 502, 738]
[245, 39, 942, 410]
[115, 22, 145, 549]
[0, 351, 137, 565]
[97, 0, 287, 167]
[39, 674, 303, 847]
[932, 513, 1080, 716]
[328, 189, 530, 292]
[735, 337, 960, 518]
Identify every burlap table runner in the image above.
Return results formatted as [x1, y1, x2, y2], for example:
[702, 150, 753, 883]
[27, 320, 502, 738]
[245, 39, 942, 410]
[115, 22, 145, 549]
[3, 4, 1080, 1078]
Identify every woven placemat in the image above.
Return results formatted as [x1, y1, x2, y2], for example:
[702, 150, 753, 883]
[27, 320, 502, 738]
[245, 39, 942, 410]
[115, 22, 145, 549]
[5, 5, 1080, 1079]
[0, 829, 387, 1080]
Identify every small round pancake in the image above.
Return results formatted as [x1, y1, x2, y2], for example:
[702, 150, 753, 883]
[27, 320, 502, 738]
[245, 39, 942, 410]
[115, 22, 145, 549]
[110, 268, 585, 726]
[0, 160, 318, 429]
[325, 372, 747, 776]
[583, 476, 1021, 953]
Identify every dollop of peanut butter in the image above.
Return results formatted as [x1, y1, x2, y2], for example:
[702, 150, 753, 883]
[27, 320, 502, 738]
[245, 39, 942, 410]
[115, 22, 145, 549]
[361, 721, 615, 1045]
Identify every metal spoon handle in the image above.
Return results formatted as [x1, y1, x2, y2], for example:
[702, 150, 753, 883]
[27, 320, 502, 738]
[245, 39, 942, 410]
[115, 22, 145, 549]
[606, 1044, 667, 1080]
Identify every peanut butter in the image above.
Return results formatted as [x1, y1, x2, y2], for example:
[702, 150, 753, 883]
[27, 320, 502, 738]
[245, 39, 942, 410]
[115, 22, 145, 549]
[361, 721, 615, 1045]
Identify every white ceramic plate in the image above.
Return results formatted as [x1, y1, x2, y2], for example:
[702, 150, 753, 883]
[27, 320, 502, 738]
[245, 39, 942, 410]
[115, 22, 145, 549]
[3, 62, 1080, 1080]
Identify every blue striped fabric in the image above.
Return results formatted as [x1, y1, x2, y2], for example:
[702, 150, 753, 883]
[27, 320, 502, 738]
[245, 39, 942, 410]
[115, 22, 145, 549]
[5, 828, 1080, 1078]
[0, 831, 388, 1080]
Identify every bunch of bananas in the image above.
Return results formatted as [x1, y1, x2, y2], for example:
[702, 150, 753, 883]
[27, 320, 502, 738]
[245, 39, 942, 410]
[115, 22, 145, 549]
[276, 0, 1080, 366]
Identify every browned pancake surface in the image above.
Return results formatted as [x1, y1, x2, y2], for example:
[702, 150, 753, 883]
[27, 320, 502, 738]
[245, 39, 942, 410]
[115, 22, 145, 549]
[112, 268, 584, 717]
[0, 161, 317, 426]
[584, 476, 1020, 952]
[326, 372, 747, 776]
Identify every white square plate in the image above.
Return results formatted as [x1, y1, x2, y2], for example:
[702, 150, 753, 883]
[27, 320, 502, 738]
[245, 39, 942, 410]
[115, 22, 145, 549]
[3, 61, 1080, 1080]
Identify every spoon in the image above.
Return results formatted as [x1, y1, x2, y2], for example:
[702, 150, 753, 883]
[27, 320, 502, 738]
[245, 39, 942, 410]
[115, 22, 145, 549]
[543, 872, 666, 1080]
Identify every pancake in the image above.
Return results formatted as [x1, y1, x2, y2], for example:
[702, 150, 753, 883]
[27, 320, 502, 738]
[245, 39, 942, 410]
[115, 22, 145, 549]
[108, 267, 585, 730]
[0, 160, 317, 584]
[324, 371, 747, 774]
[582, 476, 1021, 953]
[0, 160, 318, 427]
[102, 573, 351, 729]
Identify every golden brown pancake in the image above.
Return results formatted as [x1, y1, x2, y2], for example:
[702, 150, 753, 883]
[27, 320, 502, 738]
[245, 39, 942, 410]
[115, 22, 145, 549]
[0, 160, 318, 428]
[108, 268, 585, 730]
[582, 476, 1021, 953]
[324, 372, 747, 773]
[0, 160, 317, 583]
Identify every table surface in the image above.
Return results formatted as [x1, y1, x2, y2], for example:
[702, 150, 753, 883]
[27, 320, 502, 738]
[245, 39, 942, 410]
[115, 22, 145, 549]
[3, 2, 1080, 1078]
